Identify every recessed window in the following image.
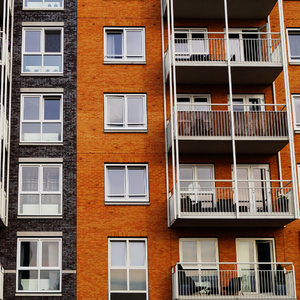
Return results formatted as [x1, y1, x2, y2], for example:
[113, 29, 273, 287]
[21, 94, 63, 142]
[19, 164, 62, 215]
[22, 28, 63, 73]
[287, 29, 300, 63]
[292, 95, 300, 130]
[108, 238, 148, 300]
[17, 238, 62, 292]
[105, 164, 149, 204]
[104, 28, 145, 63]
[104, 94, 147, 131]
[229, 94, 265, 111]
[177, 94, 211, 111]
[23, 0, 63, 9]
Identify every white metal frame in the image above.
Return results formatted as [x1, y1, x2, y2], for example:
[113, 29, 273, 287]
[18, 164, 62, 215]
[23, 0, 63, 9]
[286, 28, 300, 64]
[20, 94, 63, 143]
[108, 237, 148, 300]
[177, 94, 211, 111]
[291, 95, 300, 130]
[16, 238, 62, 293]
[105, 164, 149, 204]
[22, 27, 64, 74]
[228, 94, 265, 111]
[103, 27, 146, 63]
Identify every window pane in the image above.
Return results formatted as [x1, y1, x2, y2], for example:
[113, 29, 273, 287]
[20, 195, 40, 214]
[22, 123, 41, 141]
[43, 167, 60, 192]
[130, 242, 145, 266]
[24, 97, 39, 120]
[20, 241, 38, 266]
[197, 167, 212, 188]
[179, 166, 193, 189]
[25, 31, 41, 52]
[42, 241, 59, 267]
[111, 293, 146, 300]
[45, 31, 61, 52]
[45, 0, 63, 7]
[128, 167, 146, 197]
[129, 270, 146, 290]
[127, 97, 144, 125]
[182, 241, 197, 262]
[111, 241, 126, 266]
[107, 97, 124, 126]
[19, 270, 38, 291]
[289, 34, 300, 59]
[23, 55, 42, 72]
[44, 99, 60, 120]
[41, 195, 61, 214]
[177, 97, 191, 111]
[200, 241, 216, 262]
[42, 123, 61, 141]
[110, 269, 127, 290]
[194, 97, 209, 111]
[44, 55, 62, 72]
[233, 99, 244, 111]
[127, 31, 143, 57]
[22, 167, 39, 191]
[294, 99, 300, 125]
[107, 32, 123, 58]
[107, 167, 125, 195]
[40, 270, 60, 290]
[24, 0, 43, 7]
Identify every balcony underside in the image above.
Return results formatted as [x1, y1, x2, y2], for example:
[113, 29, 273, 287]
[167, 64, 283, 85]
[174, 138, 289, 154]
[170, 0, 277, 19]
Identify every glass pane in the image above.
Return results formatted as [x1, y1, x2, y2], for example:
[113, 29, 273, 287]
[127, 31, 143, 57]
[127, 97, 144, 125]
[107, 167, 125, 196]
[43, 167, 60, 192]
[177, 97, 191, 111]
[179, 166, 193, 189]
[130, 242, 145, 266]
[107, 32, 123, 59]
[239, 241, 255, 267]
[45, 31, 61, 52]
[110, 269, 127, 290]
[129, 270, 146, 290]
[23, 55, 42, 72]
[107, 97, 124, 126]
[182, 241, 197, 262]
[44, 56, 62, 72]
[197, 167, 212, 189]
[45, 0, 63, 7]
[128, 167, 146, 197]
[194, 97, 209, 111]
[42, 241, 59, 267]
[111, 241, 126, 266]
[20, 241, 38, 266]
[175, 33, 188, 54]
[289, 34, 300, 59]
[44, 99, 60, 120]
[229, 36, 242, 61]
[20, 195, 40, 214]
[42, 123, 62, 141]
[24, 0, 43, 7]
[41, 195, 61, 214]
[19, 270, 38, 291]
[25, 31, 41, 52]
[23, 97, 39, 120]
[22, 123, 41, 141]
[200, 241, 216, 262]
[249, 98, 261, 111]
[191, 33, 205, 53]
[294, 99, 300, 125]
[233, 99, 244, 111]
[40, 270, 60, 290]
[22, 167, 39, 191]
[111, 293, 146, 300]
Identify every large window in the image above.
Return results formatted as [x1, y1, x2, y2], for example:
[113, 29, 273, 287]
[177, 94, 211, 111]
[108, 238, 148, 300]
[22, 28, 63, 73]
[19, 164, 62, 215]
[23, 0, 63, 9]
[292, 95, 300, 130]
[104, 28, 145, 63]
[104, 94, 147, 130]
[17, 238, 62, 292]
[287, 29, 300, 63]
[230, 94, 265, 112]
[105, 164, 148, 204]
[21, 94, 63, 142]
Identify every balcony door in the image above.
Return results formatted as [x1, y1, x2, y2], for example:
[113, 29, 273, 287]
[230, 94, 265, 112]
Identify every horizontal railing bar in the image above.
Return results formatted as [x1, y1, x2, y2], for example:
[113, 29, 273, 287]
[173, 31, 281, 35]
[178, 180, 292, 183]
[174, 262, 294, 266]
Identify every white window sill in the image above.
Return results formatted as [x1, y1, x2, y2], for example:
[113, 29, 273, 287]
[294, 130, 300, 134]
[18, 215, 63, 219]
[289, 61, 300, 65]
[103, 60, 146, 65]
[21, 73, 64, 77]
[19, 142, 64, 146]
[104, 129, 148, 133]
[16, 294, 62, 297]
[23, 7, 64, 10]
[105, 201, 150, 205]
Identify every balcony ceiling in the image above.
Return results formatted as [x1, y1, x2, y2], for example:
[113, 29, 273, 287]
[172, 0, 277, 19]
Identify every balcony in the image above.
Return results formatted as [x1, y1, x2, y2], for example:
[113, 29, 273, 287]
[167, 104, 288, 154]
[164, 32, 282, 85]
[0, 187, 7, 226]
[172, 262, 296, 300]
[168, 180, 295, 227]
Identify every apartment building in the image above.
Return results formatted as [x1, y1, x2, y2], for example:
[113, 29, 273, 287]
[0, 0, 77, 296]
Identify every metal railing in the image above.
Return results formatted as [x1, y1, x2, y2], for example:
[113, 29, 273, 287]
[174, 104, 288, 138]
[170, 32, 282, 64]
[0, 263, 3, 300]
[172, 262, 296, 299]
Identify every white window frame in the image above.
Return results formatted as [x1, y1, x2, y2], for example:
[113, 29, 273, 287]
[177, 94, 211, 111]
[23, 0, 64, 9]
[104, 27, 146, 63]
[228, 94, 265, 111]
[105, 164, 149, 204]
[20, 94, 63, 143]
[22, 27, 64, 74]
[108, 238, 148, 300]
[292, 95, 300, 130]
[287, 29, 300, 64]
[18, 164, 63, 216]
[104, 94, 147, 131]
[16, 238, 62, 293]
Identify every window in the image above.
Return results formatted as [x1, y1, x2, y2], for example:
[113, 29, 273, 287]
[21, 94, 63, 142]
[105, 164, 148, 204]
[177, 94, 211, 111]
[19, 164, 62, 215]
[22, 28, 63, 73]
[23, 0, 63, 9]
[292, 95, 300, 130]
[17, 238, 62, 292]
[108, 238, 148, 300]
[104, 28, 145, 63]
[287, 29, 300, 63]
[229, 94, 265, 111]
[104, 94, 147, 130]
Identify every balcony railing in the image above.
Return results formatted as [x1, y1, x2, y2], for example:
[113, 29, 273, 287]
[172, 262, 296, 299]
[0, 187, 7, 226]
[0, 263, 3, 300]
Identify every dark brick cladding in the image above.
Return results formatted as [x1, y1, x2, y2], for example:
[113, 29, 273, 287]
[0, 0, 77, 297]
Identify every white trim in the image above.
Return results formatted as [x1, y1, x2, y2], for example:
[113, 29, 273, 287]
[15, 294, 62, 296]
[228, 94, 265, 111]
[22, 22, 64, 26]
[19, 158, 63, 162]
[177, 94, 211, 111]
[286, 28, 300, 63]
[292, 95, 300, 130]
[61, 270, 76, 274]
[20, 88, 64, 93]
[23, 8, 64, 10]
[23, 0, 64, 10]
[17, 232, 63, 236]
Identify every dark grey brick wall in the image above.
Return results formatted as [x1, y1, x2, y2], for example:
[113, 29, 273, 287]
[0, 0, 77, 297]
